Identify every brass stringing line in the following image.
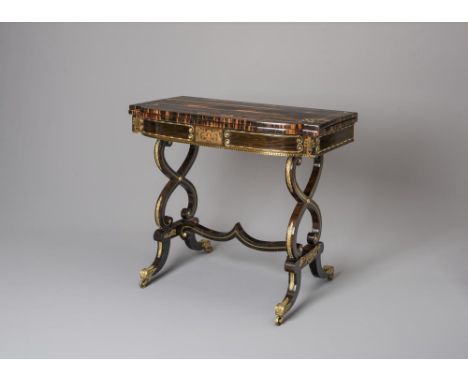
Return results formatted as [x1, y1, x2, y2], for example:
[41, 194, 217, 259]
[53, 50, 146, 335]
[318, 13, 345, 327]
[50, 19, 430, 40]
[318, 137, 354, 153]
[143, 131, 305, 157]
[144, 130, 354, 157]
[153, 140, 199, 228]
[135, 110, 355, 157]
[317, 122, 355, 138]
[180, 223, 286, 251]
[285, 155, 323, 260]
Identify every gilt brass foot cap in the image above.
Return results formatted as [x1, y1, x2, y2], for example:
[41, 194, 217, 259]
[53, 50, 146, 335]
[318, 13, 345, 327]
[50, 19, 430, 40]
[275, 315, 284, 326]
[200, 239, 213, 253]
[323, 265, 335, 280]
[139, 265, 157, 288]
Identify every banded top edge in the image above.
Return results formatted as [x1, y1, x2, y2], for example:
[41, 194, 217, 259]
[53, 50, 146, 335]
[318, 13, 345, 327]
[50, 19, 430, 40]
[129, 96, 357, 136]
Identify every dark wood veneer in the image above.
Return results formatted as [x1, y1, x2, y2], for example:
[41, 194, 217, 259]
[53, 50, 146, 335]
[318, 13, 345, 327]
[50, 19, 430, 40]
[130, 96, 358, 157]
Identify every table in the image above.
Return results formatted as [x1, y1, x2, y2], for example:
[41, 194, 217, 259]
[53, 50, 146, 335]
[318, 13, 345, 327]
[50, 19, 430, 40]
[129, 96, 357, 325]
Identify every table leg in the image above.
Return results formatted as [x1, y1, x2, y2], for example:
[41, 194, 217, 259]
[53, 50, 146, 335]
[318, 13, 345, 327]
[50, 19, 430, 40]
[139, 140, 212, 288]
[139, 141, 334, 325]
[275, 155, 334, 325]
[139, 239, 170, 288]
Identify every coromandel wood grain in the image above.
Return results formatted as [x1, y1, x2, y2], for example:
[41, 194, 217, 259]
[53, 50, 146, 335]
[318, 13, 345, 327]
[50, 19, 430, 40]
[129, 96, 358, 325]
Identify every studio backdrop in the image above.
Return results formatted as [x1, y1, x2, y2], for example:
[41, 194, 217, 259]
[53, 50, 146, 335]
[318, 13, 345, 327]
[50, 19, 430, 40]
[1, 23, 467, 358]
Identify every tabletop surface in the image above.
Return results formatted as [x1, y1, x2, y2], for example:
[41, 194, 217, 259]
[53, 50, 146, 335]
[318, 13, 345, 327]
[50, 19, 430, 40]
[129, 96, 357, 136]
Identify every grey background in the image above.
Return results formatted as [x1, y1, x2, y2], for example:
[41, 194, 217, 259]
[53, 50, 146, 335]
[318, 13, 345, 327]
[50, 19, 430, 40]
[1, 23, 467, 358]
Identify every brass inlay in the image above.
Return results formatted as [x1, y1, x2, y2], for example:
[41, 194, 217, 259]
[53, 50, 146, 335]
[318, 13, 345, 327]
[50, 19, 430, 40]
[132, 116, 144, 133]
[142, 120, 192, 143]
[303, 136, 314, 155]
[195, 125, 223, 145]
[296, 137, 303, 152]
[162, 228, 177, 239]
[274, 270, 298, 326]
[181, 221, 286, 252]
[227, 130, 303, 156]
[131, 110, 354, 157]
[298, 244, 322, 268]
[318, 124, 354, 154]
[318, 119, 356, 138]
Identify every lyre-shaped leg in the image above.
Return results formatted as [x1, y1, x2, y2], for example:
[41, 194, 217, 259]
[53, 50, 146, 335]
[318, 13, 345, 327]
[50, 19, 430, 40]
[139, 140, 212, 288]
[275, 155, 334, 325]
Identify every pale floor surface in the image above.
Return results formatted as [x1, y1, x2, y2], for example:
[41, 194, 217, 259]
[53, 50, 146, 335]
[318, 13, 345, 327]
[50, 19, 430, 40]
[1, 226, 467, 358]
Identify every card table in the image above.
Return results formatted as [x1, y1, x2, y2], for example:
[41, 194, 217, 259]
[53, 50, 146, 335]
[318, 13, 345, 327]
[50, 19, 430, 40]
[130, 96, 357, 325]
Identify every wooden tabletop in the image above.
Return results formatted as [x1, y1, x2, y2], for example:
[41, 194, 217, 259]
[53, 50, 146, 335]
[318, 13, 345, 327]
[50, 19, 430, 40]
[130, 96, 357, 157]
[129, 96, 357, 136]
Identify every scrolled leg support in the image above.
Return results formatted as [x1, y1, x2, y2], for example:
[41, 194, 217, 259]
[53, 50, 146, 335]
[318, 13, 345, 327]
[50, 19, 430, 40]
[275, 155, 333, 325]
[139, 140, 212, 288]
[139, 140, 334, 326]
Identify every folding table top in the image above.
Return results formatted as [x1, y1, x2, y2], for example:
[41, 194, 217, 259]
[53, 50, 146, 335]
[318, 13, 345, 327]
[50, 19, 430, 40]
[130, 96, 357, 157]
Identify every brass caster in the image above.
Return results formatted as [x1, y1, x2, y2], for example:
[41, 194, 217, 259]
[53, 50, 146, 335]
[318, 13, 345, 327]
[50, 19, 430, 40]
[200, 239, 213, 253]
[139, 265, 156, 288]
[323, 265, 335, 280]
[275, 315, 284, 326]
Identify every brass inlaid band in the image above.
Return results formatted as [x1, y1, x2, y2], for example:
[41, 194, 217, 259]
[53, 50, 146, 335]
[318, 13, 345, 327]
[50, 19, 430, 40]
[133, 115, 355, 157]
[226, 130, 304, 155]
[179, 221, 286, 252]
[315, 118, 356, 138]
[318, 124, 354, 154]
[142, 119, 192, 142]
[297, 243, 323, 268]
